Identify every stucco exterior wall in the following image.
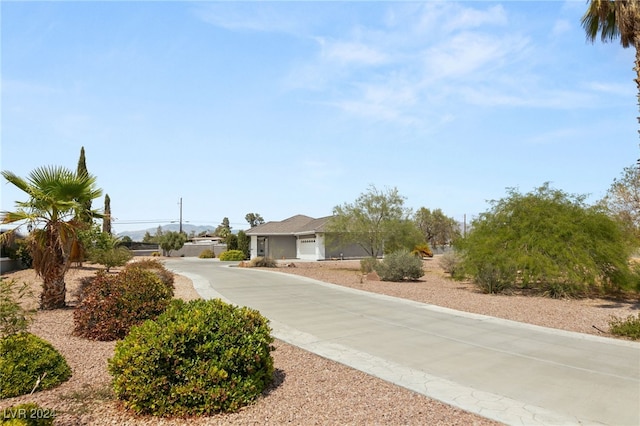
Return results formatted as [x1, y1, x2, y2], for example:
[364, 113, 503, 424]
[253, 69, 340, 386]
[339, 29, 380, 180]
[324, 236, 372, 259]
[170, 243, 227, 258]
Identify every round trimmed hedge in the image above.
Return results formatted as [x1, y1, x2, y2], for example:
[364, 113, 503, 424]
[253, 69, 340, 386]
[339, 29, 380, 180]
[0, 333, 71, 398]
[218, 250, 246, 261]
[108, 299, 274, 417]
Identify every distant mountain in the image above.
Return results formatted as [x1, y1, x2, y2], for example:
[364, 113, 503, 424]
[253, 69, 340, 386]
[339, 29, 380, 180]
[117, 224, 216, 242]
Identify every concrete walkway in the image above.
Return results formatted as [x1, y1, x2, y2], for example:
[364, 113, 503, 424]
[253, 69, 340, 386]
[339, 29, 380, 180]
[164, 258, 640, 426]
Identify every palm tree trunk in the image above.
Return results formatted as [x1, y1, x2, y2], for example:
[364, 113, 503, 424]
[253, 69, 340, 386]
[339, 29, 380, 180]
[39, 247, 68, 310]
[635, 44, 639, 137]
[40, 275, 67, 310]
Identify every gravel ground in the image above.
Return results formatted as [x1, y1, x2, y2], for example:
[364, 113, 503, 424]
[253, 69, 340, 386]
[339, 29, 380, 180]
[1, 256, 637, 425]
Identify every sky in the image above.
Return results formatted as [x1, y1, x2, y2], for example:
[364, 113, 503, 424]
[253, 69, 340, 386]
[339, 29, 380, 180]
[1, 0, 638, 235]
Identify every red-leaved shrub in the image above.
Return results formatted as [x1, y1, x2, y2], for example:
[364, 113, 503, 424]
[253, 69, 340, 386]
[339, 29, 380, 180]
[73, 267, 174, 341]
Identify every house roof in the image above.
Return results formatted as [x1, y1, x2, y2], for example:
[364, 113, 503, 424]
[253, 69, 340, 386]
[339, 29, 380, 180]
[246, 214, 332, 236]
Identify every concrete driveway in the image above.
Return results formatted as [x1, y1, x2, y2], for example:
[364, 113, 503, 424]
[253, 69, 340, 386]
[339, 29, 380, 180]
[164, 258, 640, 426]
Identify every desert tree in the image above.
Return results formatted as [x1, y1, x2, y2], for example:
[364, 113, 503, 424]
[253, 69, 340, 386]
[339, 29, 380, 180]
[215, 217, 232, 238]
[245, 213, 265, 228]
[142, 231, 154, 244]
[414, 207, 461, 250]
[600, 162, 640, 242]
[456, 183, 637, 296]
[325, 185, 414, 258]
[1, 166, 102, 309]
[160, 231, 187, 257]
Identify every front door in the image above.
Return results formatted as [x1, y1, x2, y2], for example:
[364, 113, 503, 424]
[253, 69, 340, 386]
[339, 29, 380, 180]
[257, 237, 267, 257]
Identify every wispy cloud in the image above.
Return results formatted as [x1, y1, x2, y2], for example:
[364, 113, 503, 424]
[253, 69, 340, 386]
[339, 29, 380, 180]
[317, 39, 388, 67]
[440, 4, 508, 33]
[525, 126, 584, 146]
[551, 19, 572, 37]
[192, 2, 312, 36]
[283, 2, 538, 125]
[201, 1, 610, 125]
[458, 86, 596, 109]
[297, 160, 344, 192]
[421, 32, 530, 82]
[1, 79, 63, 96]
[584, 81, 634, 97]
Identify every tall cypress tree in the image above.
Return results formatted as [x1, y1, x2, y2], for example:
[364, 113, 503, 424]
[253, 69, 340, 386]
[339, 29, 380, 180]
[76, 146, 93, 225]
[103, 194, 112, 234]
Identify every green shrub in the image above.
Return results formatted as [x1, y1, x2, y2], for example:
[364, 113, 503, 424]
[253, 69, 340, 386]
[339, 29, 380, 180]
[73, 268, 174, 341]
[151, 251, 161, 257]
[88, 246, 133, 272]
[198, 249, 215, 259]
[375, 250, 424, 282]
[474, 264, 514, 294]
[608, 313, 640, 340]
[0, 278, 35, 338]
[438, 251, 464, 279]
[0, 403, 56, 425]
[360, 257, 378, 274]
[249, 257, 277, 267]
[0, 333, 71, 398]
[15, 240, 32, 269]
[124, 259, 175, 293]
[108, 299, 274, 417]
[218, 250, 246, 261]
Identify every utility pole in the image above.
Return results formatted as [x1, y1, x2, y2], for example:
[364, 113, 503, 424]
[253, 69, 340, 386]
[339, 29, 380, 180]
[179, 197, 183, 234]
[463, 214, 467, 238]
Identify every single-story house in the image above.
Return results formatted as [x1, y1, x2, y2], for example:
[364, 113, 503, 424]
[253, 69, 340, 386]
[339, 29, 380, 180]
[246, 214, 369, 261]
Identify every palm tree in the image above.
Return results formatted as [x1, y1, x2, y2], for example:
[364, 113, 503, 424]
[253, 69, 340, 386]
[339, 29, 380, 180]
[582, 0, 640, 130]
[1, 166, 102, 309]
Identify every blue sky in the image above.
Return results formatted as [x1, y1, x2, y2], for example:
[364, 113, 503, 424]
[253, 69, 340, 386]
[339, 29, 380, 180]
[1, 1, 637, 234]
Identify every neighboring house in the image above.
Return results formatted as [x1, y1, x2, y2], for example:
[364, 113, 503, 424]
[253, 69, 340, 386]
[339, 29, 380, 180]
[246, 214, 369, 261]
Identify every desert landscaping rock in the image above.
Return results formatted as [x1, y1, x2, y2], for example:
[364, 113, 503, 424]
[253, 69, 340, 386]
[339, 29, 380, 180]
[0, 256, 636, 425]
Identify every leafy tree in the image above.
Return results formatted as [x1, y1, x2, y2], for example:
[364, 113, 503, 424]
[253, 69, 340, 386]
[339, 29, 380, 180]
[160, 231, 187, 257]
[237, 230, 250, 259]
[102, 194, 112, 234]
[414, 207, 461, 250]
[456, 183, 637, 297]
[1, 166, 102, 309]
[82, 226, 132, 272]
[142, 231, 154, 244]
[141, 227, 164, 244]
[382, 219, 425, 254]
[121, 235, 132, 244]
[215, 217, 232, 238]
[245, 213, 265, 228]
[582, 0, 640, 130]
[326, 185, 413, 258]
[226, 233, 238, 251]
[599, 163, 640, 242]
